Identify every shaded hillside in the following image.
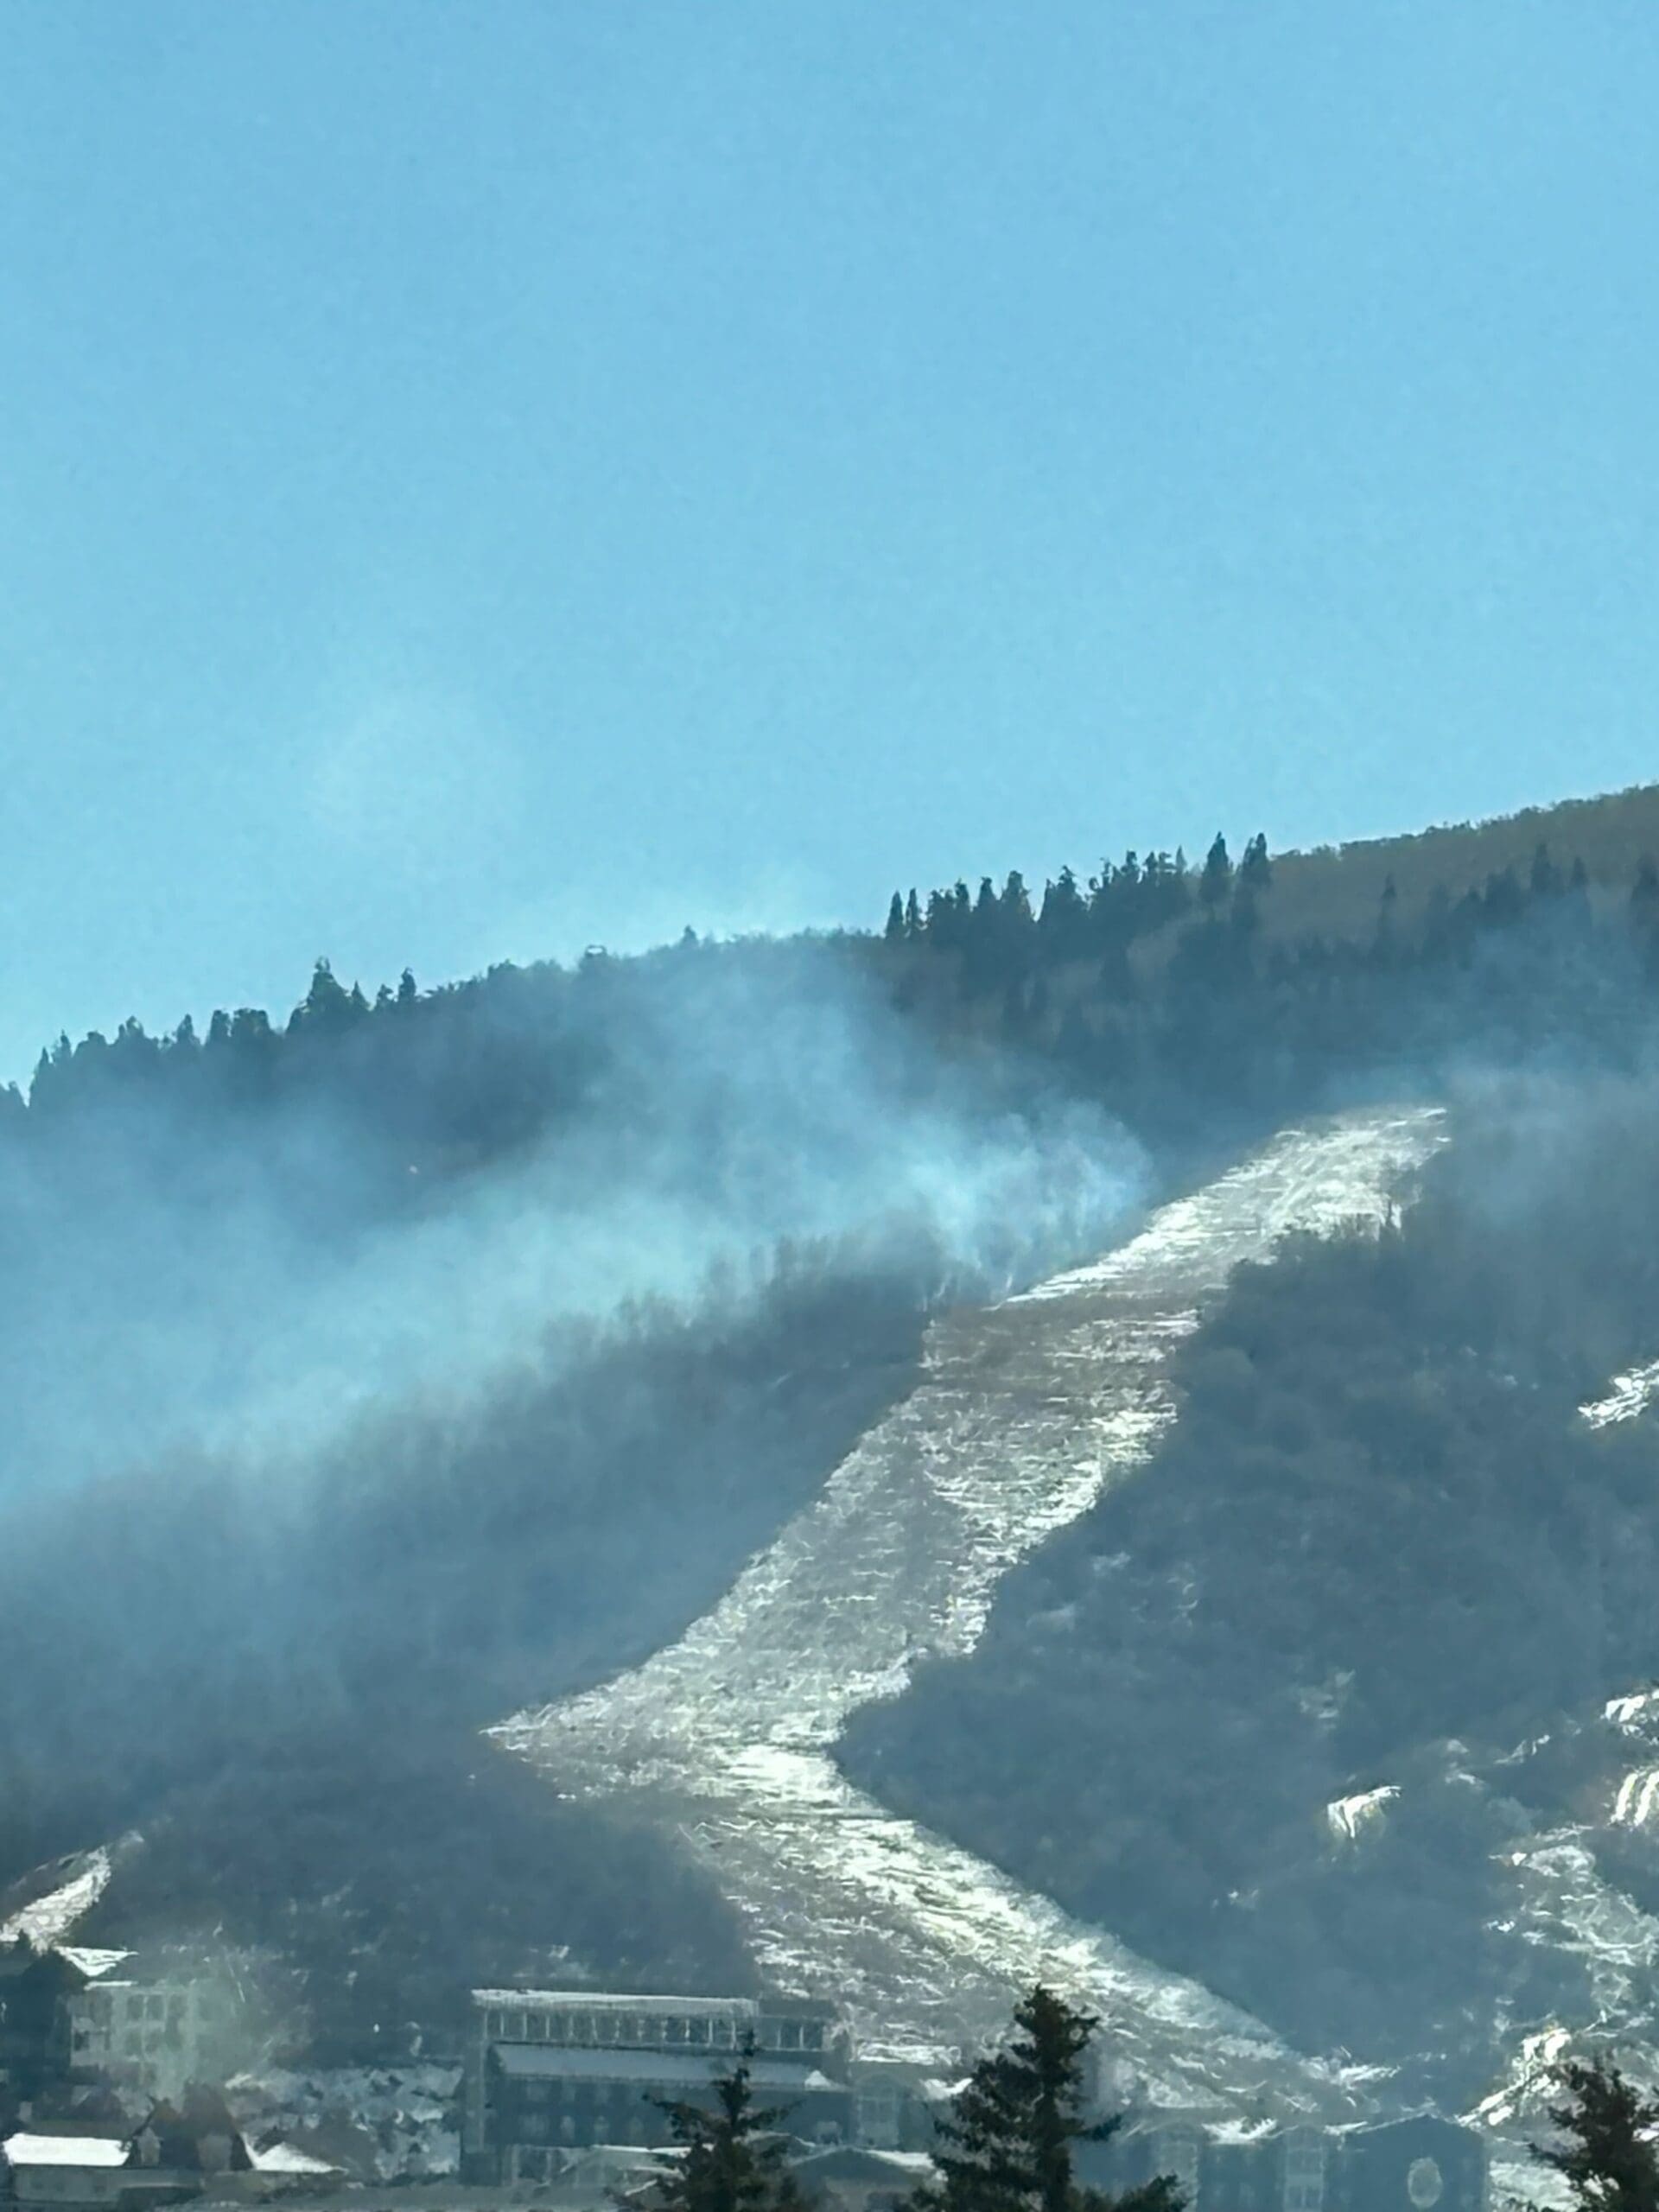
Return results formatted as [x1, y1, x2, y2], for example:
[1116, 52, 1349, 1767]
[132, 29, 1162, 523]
[841, 1082, 1659, 2106]
[0, 938, 1136, 2057]
[0, 1258, 926, 2056]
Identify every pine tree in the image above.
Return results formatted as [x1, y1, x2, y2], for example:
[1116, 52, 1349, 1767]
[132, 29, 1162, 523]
[1199, 835, 1232, 910]
[913, 1985, 1180, 2212]
[887, 893, 907, 944]
[906, 888, 924, 940]
[643, 2044, 810, 2212]
[1532, 2056, 1659, 2212]
[1038, 868, 1089, 963]
[1239, 834, 1273, 893]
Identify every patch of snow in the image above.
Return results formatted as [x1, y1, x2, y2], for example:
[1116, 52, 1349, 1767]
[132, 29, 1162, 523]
[1326, 1787, 1399, 1844]
[1606, 1689, 1659, 1731]
[1581, 1361, 1659, 1429]
[0, 1850, 111, 1949]
[1612, 1770, 1659, 1827]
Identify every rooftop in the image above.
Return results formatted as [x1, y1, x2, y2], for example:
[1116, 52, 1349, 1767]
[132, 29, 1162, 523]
[473, 1989, 833, 2018]
[3, 2136, 129, 2170]
[493, 2045, 840, 2093]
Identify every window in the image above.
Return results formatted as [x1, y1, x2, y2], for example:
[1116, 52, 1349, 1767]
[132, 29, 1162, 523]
[780, 2022, 802, 2050]
[688, 2018, 709, 2044]
[1284, 2135, 1325, 2212]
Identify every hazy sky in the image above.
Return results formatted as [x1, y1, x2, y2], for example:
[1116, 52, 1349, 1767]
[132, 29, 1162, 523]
[3, 3, 1659, 1077]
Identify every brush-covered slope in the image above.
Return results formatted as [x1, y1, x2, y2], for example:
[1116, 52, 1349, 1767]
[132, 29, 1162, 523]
[842, 1082, 1659, 2114]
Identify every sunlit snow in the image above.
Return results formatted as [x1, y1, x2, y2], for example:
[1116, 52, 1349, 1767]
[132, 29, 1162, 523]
[1580, 1361, 1659, 1428]
[1326, 1787, 1399, 1844]
[0, 1849, 111, 1949]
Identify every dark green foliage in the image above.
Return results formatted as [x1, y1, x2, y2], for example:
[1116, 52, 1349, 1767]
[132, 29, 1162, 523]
[914, 1987, 1177, 2212]
[1533, 2058, 1659, 2212]
[645, 2044, 810, 2212]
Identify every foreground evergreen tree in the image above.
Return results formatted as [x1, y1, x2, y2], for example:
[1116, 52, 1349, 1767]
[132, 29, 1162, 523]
[1532, 2056, 1659, 2212]
[914, 1985, 1179, 2212]
[644, 2043, 809, 2212]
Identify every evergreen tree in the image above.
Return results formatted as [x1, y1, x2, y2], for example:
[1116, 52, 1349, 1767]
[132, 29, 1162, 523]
[294, 957, 359, 1037]
[1199, 835, 1232, 910]
[1532, 2056, 1659, 2212]
[1239, 834, 1273, 893]
[906, 889, 924, 941]
[397, 967, 419, 1007]
[1038, 868, 1089, 963]
[913, 1985, 1179, 2212]
[643, 2044, 809, 2212]
[887, 893, 908, 943]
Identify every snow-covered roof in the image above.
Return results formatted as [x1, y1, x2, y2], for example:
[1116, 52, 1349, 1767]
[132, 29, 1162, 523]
[3, 2135, 129, 2170]
[250, 2142, 341, 2177]
[57, 1947, 130, 1981]
[493, 2044, 839, 2093]
[791, 2147, 937, 2174]
[473, 1989, 779, 2016]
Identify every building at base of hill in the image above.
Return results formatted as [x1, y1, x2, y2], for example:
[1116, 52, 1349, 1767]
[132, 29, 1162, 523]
[1080, 2113, 1486, 2212]
[461, 1990, 855, 2182]
[1, 2088, 255, 2212]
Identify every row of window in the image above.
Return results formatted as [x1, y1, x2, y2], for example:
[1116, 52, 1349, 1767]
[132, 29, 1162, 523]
[76, 1988, 228, 2026]
[483, 2008, 823, 2053]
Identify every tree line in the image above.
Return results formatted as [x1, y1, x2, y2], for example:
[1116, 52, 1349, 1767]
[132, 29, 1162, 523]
[645, 1984, 1653, 2212]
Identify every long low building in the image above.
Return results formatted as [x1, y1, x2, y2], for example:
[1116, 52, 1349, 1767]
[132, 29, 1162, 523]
[1079, 2112, 1487, 2212]
[461, 1990, 855, 2182]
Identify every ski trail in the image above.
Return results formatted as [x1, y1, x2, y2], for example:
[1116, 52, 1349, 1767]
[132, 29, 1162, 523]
[497, 1106, 1446, 2101]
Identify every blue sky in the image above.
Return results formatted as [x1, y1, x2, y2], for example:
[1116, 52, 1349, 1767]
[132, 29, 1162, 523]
[3, 3, 1659, 1077]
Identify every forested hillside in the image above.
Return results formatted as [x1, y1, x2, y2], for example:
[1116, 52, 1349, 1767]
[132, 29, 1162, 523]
[842, 1083, 1659, 2108]
[10, 782, 1659, 2071]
